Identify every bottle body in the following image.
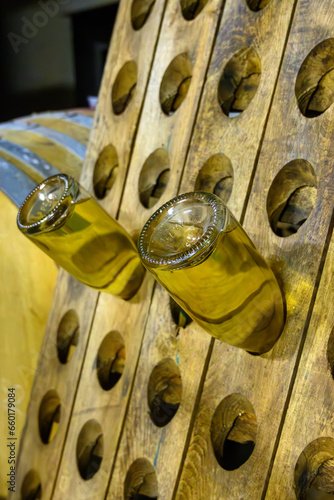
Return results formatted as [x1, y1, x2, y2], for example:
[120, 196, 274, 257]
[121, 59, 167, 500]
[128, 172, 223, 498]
[17, 175, 145, 300]
[139, 192, 284, 353]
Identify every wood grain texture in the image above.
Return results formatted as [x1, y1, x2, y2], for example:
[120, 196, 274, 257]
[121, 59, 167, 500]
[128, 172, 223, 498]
[106, 284, 210, 499]
[176, 0, 334, 498]
[10, 0, 167, 497]
[10, 272, 98, 500]
[28, 117, 91, 145]
[118, 0, 224, 236]
[106, 1, 297, 498]
[52, 274, 154, 500]
[261, 9, 334, 499]
[108, 1, 298, 499]
[179, 0, 296, 218]
[0, 130, 83, 180]
[53, 0, 225, 497]
[79, 0, 168, 215]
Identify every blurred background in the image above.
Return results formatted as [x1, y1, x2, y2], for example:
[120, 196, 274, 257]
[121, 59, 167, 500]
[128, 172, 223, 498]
[0, 0, 119, 121]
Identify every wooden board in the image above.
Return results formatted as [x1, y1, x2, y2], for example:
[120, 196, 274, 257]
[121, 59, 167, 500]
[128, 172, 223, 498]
[265, 219, 334, 500]
[176, 0, 334, 498]
[79, 0, 168, 213]
[10, 0, 167, 497]
[109, 0, 298, 498]
[12, 272, 98, 500]
[53, 0, 225, 497]
[10, 0, 334, 499]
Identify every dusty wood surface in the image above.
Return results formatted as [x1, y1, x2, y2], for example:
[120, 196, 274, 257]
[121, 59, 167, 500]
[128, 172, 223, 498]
[118, 0, 224, 236]
[10, 271, 98, 500]
[178, 0, 295, 219]
[176, 0, 334, 498]
[52, 275, 154, 500]
[11, 0, 334, 499]
[263, 9, 334, 492]
[79, 0, 167, 212]
[10, 0, 167, 497]
[54, 0, 225, 498]
[107, 0, 297, 498]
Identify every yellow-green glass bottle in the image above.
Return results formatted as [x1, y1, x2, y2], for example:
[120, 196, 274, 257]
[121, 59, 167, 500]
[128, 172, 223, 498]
[17, 174, 145, 299]
[138, 192, 284, 353]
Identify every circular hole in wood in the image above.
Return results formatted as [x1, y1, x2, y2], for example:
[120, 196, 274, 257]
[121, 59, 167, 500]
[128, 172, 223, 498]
[124, 458, 158, 499]
[93, 144, 119, 199]
[38, 390, 61, 444]
[180, 0, 209, 20]
[218, 47, 261, 117]
[131, 0, 156, 30]
[211, 393, 257, 471]
[267, 159, 317, 238]
[112, 61, 137, 115]
[169, 296, 192, 328]
[21, 469, 42, 500]
[138, 148, 170, 208]
[295, 437, 334, 499]
[148, 357, 182, 427]
[245, 0, 272, 12]
[57, 309, 79, 364]
[160, 53, 192, 115]
[295, 38, 334, 118]
[194, 153, 234, 203]
[96, 331, 126, 391]
[76, 419, 104, 480]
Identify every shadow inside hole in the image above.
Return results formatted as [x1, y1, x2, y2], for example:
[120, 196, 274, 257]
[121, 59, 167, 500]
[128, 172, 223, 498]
[169, 296, 192, 328]
[179, 0, 209, 20]
[93, 144, 119, 199]
[124, 458, 158, 500]
[112, 61, 137, 115]
[96, 331, 126, 391]
[138, 148, 170, 208]
[267, 159, 317, 237]
[38, 390, 61, 444]
[327, 328, 334, 380]
[76, 419, 104, 480]
[131, 0, 156, 30]
[57, 309, 79, 364]
[148, 357, 182, 427]
[245, 0, 272, 12]
[295, 437, 334, 499]
[194, 153, 234, 203]
[21, 469, 42, 500]
[218, 47, 261, 117]
[211, 393, 257, 471]
[295, 38, 334, 118]
[160, 53, 192, 115]
[218, 437, 255, 471]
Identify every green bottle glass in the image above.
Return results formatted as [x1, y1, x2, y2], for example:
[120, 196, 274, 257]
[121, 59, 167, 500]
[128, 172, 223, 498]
[138, 192, 284, 353]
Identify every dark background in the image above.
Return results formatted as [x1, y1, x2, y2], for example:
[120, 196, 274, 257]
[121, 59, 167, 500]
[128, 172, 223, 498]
[0, 0, 119, 122]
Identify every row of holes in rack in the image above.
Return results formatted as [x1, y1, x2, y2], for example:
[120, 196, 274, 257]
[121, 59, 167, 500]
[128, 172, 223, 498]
[21, 2, 334, 497]
[21, 292, 334, 500]
[93, 0, 274, 204]
[95, 22, 333, 240]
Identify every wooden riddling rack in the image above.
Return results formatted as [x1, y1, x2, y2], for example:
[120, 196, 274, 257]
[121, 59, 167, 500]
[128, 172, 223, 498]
[13, 0, 334, 499]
